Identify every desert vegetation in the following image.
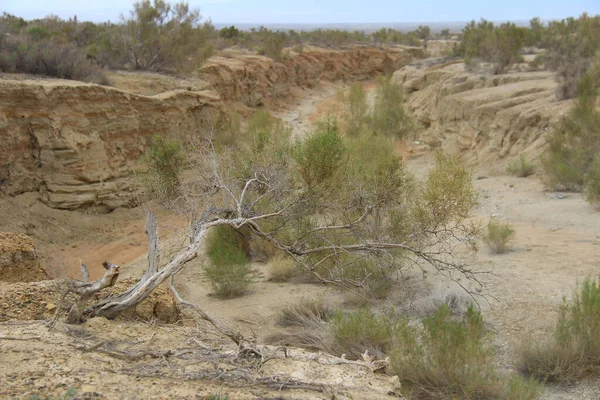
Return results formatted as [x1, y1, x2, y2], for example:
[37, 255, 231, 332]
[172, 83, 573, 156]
[520, 277, 600, 383]
[543, 64, 600, 203]
[483, 218, 515, 254]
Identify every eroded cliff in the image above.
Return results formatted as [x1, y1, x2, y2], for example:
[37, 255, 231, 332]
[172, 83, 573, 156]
[0, 46, 425, 210]
[393, 62, 571, 172]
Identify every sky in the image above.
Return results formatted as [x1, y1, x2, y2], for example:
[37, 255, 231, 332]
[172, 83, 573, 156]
[1, 0, 599, 25]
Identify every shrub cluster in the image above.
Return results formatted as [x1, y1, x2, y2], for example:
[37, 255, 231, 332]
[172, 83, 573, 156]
[543, 68, 600, 203]
[507, 156, 535, 177]
[142, 134, 185, 202]
[520, 277, 600, 383]
[204, 225, 252, 298]
[483, 218, 515, 254]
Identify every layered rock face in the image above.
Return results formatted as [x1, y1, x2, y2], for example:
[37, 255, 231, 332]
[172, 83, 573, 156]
[0, 232, 49, 282]
[393, 62, 571, 172]
[0, 46, 425, 210]
[0, 80, 222, 210]
[201, 46, 426, 109]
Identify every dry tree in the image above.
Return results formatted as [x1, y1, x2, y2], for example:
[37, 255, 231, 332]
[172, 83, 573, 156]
[65, 119, 483, 351]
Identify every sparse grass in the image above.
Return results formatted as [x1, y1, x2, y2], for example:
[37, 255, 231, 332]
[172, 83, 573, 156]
[507, 156, 535, 177]
[277, 299, 333, 327]
[520, 277, 600, 383]
[265, 299, 331, 351]
[268, 256, 300, 282]
[390, 305, 540, 400]
[29, 387, 78, 400]
[483, 218, 515, 254]
[204, 226, 252, 299]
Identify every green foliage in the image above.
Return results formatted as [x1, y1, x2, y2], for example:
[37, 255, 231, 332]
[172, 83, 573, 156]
[457, 19, 526, 74]
[0, 33, 107, 83]
[142, 134, 184, 200]
[520, 277, 600, 383]
[344, 82, 369, 137]
[293, 116, 347, 187]
[371, 76, 413, 139]
[204, 225, 251, 298]
[330, 308, 403, 359]
[585, 152, 600, 204]
[391, 305, 540, 400]
[541, 14, 600, 99]
[260, 30, 286, 60]
[204, 394, 229, 400]
[118, 0, 212, 71]
[483, 218, 515, 254]
[543, 69, 600, 193]
[414, 152, 479, 234]
[507, 156, 535, 177]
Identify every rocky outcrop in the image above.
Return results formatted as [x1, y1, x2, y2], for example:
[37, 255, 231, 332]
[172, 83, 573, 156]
[0, 79, 222, 210]
[201, 45, 425, 109]
[0, 232, 49, 282]
[393, 62, 571, 172]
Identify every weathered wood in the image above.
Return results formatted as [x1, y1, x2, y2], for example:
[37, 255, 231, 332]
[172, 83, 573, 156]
[67, 263, 120, 323]
[145, 211, 160, 278]
[80, 262, 89, 284]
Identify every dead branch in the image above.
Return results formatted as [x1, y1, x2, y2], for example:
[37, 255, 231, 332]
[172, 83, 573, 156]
[0, 336, 42, 341]
[169, 276, 244, 347]
[73, 341, 172, 361]
[66, 262, 120, 324]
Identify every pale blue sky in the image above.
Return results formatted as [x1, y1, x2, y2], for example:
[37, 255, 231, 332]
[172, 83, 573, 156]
[1, 0, 598, 24]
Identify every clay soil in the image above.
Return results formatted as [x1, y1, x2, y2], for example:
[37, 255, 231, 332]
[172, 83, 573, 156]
[1, 80, 600, 399]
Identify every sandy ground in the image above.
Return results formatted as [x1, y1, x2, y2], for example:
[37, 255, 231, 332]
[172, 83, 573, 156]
[1, 80, 600, 399]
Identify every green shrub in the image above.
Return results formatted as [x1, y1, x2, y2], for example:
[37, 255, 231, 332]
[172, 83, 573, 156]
[483, 218, 515, 253]
[204, 225, 251, 298]
[584, 152, 600, 204]
[142, 134, 185, 201]
[293, 116, 347, 187]
[520, 277, 600, 383]
[543, 69, 600, 193]
[329, 308, 402, 359]
[391, 305, 540, 400]
[457, 19, 526, 74]
[507, 156, 535, 177]
[371, 76, 413, 139]
[344, 82, 369, 137]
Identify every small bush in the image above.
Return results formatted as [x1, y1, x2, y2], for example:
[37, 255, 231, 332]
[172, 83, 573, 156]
[391, 305, 540, 400]
[204, 225, 251, 298]
[293, 116, 347, 187]
[371, 76, 413, 139]
[543, 69, 600, 193]
[483, 218, 515, 253]
[520, 277, 600, 383]
[584, 152, 600, 204]
[142, 135, 185, 201]
[507, 156, 535, 177]
[329, 308, 402, 359]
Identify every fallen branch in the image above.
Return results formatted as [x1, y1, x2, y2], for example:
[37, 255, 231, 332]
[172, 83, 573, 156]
[169, 276, 244, 347]
[73, 341, 172, 361]
[0, 336, 41, 341]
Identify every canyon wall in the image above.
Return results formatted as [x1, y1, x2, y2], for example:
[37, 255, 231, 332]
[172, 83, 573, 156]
[0, 46, 425, 210]
[393, 62, 571, 172]
[0, 80, 222, 210]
